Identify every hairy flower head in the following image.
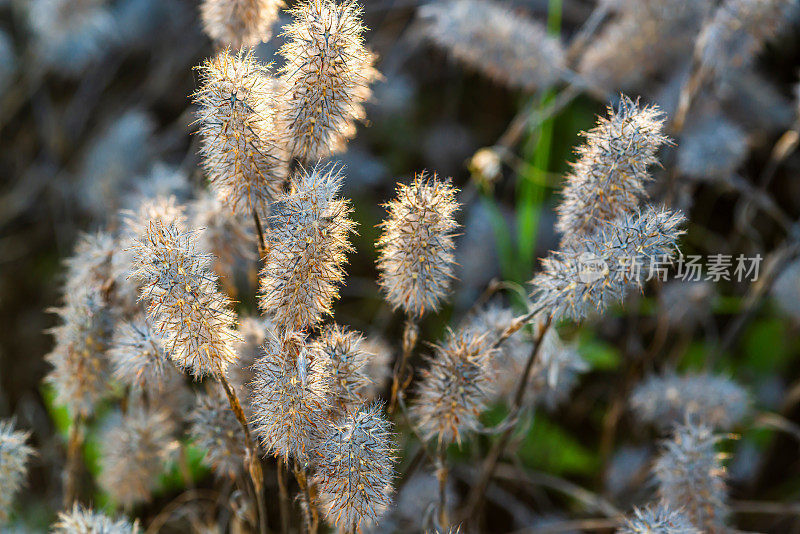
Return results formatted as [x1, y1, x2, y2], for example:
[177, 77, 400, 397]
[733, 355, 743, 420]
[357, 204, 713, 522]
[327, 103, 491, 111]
[108, 317, 170, 390]
[312, 323, 370, 412]
[190, 387, 247, 479]
[52, 505, 139, 534]
[619, 504, 699, 534]
[0, 420, 34, 524]
[201, 0, 284, 49]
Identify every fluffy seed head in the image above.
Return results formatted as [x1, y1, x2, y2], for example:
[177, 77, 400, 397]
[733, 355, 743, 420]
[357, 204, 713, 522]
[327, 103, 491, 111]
[314, 402, 396, 531]
[279, 0, 380, 161]
[0, 420, 34, 523]
[619, 504, 699, 534]
[108, 318, 170, 390]
[376, 173, 460, 318]
[191, 191, 256, 281]
[201, 0, 284, 49]
[658, 280, 715, 329]
[556, 97, 669, 245]
[654, 422, 728, 532]
[63, 231, 117, 298]
[195, 49, 288, 215]
[129, 221, 239, 378]
[360, 336, 393, 401]
[52, 505, 139, 534]
[230, 316, 273, 399]
[412, 329, 495, 445]
[418, 0, 565, 91]
[312, 324, 370, 412]
[251, 331, 330, 462]
[530, 327, 588, 410]
[190, 388, 247, 479]
[259, 165, 355, 330]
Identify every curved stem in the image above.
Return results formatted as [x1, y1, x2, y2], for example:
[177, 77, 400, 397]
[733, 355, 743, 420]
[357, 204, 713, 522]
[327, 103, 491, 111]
[389, 317, 419, 413]
[63, 414, 84, 507]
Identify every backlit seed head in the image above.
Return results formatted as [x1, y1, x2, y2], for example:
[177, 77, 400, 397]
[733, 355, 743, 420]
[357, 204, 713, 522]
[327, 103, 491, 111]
[63, 231, 117, 298]
[619, 504, 699, 534]
[359, 336, 393, 401]
[52, 504, 140, 534]
[121, 195, 187, 243]
[108, 317, 171, 390]
[279, 0, 380, 162]
[314, 402, 396, 532]
[376, 173, 460, 318]
[0, 420, 34, 524]
[195, 48, 288, 215]
[230, 316, 273, 400]
[189, 387, 247, 479]
[312, 323, 370, 412]
[258, 165, 355, 330]
[411, 329, 495, 445]
[201, 0, 284, 49]
[129, 221, 239, 378]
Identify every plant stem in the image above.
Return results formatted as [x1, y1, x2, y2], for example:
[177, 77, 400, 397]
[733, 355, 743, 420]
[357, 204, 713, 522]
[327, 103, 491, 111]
[277, 457, 291, 534]
[436, 442, 449, 529]
[389, 317, 419, 413]
[63, 414, 84, 507]
[293, 464, 318, 534]
[252, 209, 267, 258]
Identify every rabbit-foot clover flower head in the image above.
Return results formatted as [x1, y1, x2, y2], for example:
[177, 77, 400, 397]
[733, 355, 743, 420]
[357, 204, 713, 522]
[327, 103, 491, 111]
[108, 318, 170, 390]
[418, 0, 565, 91]
[230, 316, 273, 398]
[63, 231, 117, 298]
[556, 96, 669, 246]
[191, 191, 256, 280]
[129, 221, 239, 378]
[190, 388, 247, 479]
[251, 331, 330, 462]
[412, 329, 495, 445]
[279, 0, 380, 161]
[376, 173, 460, 318]
[654, 422, 728, 532]
[45, 289, 114, 418]
[315, 402, 396, 531]
[630, 373, 750, 431]
[195, 48, 288, 215]
[530, 327, 588, 410]
[619, 504, 700, 534]
[99, 406, 178, 508]
[312, 323, 370, 411]
[532, 206, 686, 321]
[360, 336, 393, 401]
[259, 165, 355, 330]
[0, 420, 34, 524]
[122, 196, 188, 243]
[201, 0, 284, 49]
[52, 505, 140, 534]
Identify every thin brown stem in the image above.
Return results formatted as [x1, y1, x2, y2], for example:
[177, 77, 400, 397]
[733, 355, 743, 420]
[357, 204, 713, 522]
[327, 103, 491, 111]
[276, 457, 291, 534]
[63, 415, 84, 507]
[389, 317, 419, 413]
[436, 442, 449, 529]
[293, 464, 318, 534]
[252, 209, 267, 258]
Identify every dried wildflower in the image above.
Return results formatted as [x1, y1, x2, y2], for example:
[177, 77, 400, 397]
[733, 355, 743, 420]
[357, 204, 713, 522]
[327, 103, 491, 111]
[258, 165, 355, 330]
[191, 191, 255, 281]
[190, 388, 246, 478]
[658, 280, 715, 329]
[99, 406, 178, 507]
[418, 0, 565, 91]
[130, 221, 239, 378]
[52, 504, 139, 534]
[630, 373, 750, 431]
[530, 327, 588, 410]
[360, 336, 393, 401]
[532, 206, 685, 321]
[63, 231, 117, 297]
[201, 0, 284, 49]
[45, 289, 114, 418]
[376, 173, 459, 318]
[312, 323, 369, 411]
[279, 0, 380, 161]
[412, 329, 495, 445]
[230, 316, 272, 397]
[653, 423, 728, 532]
[122, 195, 187, 242]
[195, 49, 288, 215]
[251, 331, 330, 462]
[619, 504, 699, 534]
[315, 402, 395, 531]
[677, 116, 748, 181]
[108, 318, 170, 390]
[556, 97, 669, 244]
[0, 420, 34, 524]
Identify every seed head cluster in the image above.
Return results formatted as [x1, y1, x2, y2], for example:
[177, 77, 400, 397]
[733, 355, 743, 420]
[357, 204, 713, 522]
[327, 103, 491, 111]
[201, 0, 284, 49]
[108, 318, 170, 390]
[312, 323, 370, 412]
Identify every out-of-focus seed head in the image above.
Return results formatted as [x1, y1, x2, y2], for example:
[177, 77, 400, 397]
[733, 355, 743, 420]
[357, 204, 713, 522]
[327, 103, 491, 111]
[418, 0, 565, 91]
[108, 317, 170, 390]
[52, 504, 140, 534]
[376, 173, 460, 318]
[530, 327, 588, 410]
[359, 336, 393, 401]
[201, 0, 284, 49]
[314, 402, 396, 532]
[619, 504, 700, 534]
[312, 323, 369, 412]
[230, 316, 273, 399]
[677, 116, 748, 181]
[63, 231, 117, 298]
[259, 165, 355, 330]
[0, 420, 34, 524]
[653, 422, 728, 532]
[189, 387, 246, 479]
[191, 192, 256, 281]
[129, 221, 239, 378]
[99, 406, 178, 508]
[251, 331, 330, 462]
[121, 196, 187, 242]
[658, 280, 715, 329]
[411, 329, 495, 445]
[556, 97, 669, 245]
[279, 0, 380, 162]
[195, 49, 288, 215]
[630, 373, 750, 431]
[771, 259, 800, 321]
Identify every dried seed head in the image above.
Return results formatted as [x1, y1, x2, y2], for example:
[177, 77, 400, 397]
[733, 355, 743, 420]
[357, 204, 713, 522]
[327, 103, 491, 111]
[556, 97, 669, 245]
[230, 316, 273, 399]
[190, 387, 247, 479]
[195, 48, 288, 215]
[122, 195, 187, 242]
[99, 406, 178, 508]
[52, 504, 139, 534]
[359, 336, 393, 401]
[108, 317, 171, 390]
[201, 0, 284, 49]
[658, 280, 715, 329]
[251, 330, 330, 462]
[129, 221, 239, 378]
[376, 173, 460, 318]
[314, 402, 396, 531]
[63, 231, 117, 297]
[530, 327, 588, 410]
[411, 329, 495, 445]
[418, 0, 565, 91]
[677, 116, 748, 181]
[259, 165, 355, 330]
[312, 323, 370, 412]
[630, 373, 750, 431]
[619, 504, 699, 534]
[654, 422, 728, 532]
[191, 191, 256, 281]
[0, 420, 34, 524]
[279, 0, 380, 161]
